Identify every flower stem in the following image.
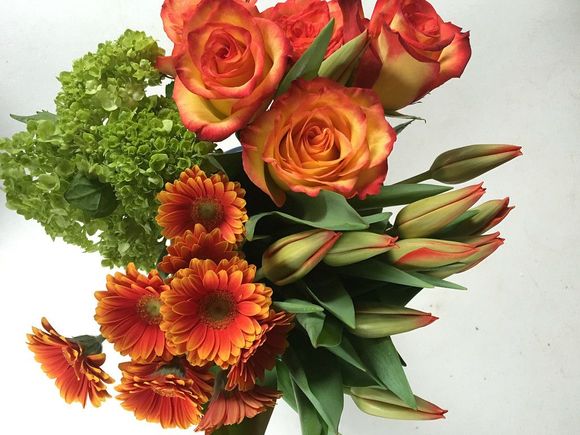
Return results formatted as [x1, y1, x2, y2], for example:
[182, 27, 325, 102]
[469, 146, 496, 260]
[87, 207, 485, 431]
[395, 170, 431, 185]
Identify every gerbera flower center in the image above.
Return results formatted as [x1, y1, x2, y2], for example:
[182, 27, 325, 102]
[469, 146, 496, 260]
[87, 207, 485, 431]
[136, 295, 162, 325]
[191, 198, 224, 231]
[199, 291, 237, 329]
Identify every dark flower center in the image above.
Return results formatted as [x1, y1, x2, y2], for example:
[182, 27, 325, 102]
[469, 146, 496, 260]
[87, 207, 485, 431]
[199, 291, 237, 329]
[191, 198, 224, 231]
[136, 295, 162, 325]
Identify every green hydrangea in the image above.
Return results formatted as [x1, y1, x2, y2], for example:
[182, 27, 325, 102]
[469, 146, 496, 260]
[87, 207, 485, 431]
[0, 30, 214, 269]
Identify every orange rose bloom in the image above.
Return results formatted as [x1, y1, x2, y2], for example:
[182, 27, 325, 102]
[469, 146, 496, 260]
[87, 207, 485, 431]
[241, 77, 396, 206]
[160, 258, 272, 368]
[354, 0, 471, 111]
[116, 358, 214, 428]
[164, 0, 290, 141]
[262, 0, 344, 62]
[27, 318, 114, 407]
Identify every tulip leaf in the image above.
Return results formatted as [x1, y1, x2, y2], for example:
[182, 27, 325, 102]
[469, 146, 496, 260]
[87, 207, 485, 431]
[349, 184, 452, 211]
[274, 299, 324, 314]
[301, 274, 356, 329]
[385, 111, 426, 122]
[394, 119, 417, 134]
[276, 360, 298, 411]
[339, 259, 434, 288]
[327, 334, 367, 373]
[319, 30, 368, 84]
[292, 382, 327, 435]
[246, 190, 368, 240]
[211, 409, 274, 435]
[284, 342, 343, 434]
[350, 336, 416, 409]
[297, 312, 343, 348]
[361, 211, 392, 225]
[202, 148, 242, 179]
[276, 19, 335, 96]
[406, 272, 467, 290]
[64, 173, 118, 218]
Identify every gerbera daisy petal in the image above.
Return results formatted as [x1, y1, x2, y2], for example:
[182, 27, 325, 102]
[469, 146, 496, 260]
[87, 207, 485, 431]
[94, 263, 174, 363]
[27, 318, 114, 407]
[156, 166, 248, 244]
[196, 386, 282, 433]
[160, 258, 272, 368]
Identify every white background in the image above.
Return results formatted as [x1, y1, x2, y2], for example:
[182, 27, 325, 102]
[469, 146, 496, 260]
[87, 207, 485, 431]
[1, 0, 579, 434]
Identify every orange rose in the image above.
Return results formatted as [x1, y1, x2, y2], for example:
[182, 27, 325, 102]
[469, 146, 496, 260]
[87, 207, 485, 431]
[352, 0, 471, 111]
[161, 0, 290, 141]
[262, 0, 344, 62]
[240, 78, 396, 207]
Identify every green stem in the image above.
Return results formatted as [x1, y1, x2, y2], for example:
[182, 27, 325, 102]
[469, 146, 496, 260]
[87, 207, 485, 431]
[395, 170, 431, 185]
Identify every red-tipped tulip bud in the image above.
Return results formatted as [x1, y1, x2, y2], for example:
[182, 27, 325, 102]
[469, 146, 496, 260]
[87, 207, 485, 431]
[349, 387, 447, 421]
[394, 184, 486, 238]
[262, 229, 341, 286]
[429, 144, 522, 184]
[323, 232, 397, 267]
[350, 304, 437, 338]
[385, 238, 477, 272]
[439, 198, 514, 236]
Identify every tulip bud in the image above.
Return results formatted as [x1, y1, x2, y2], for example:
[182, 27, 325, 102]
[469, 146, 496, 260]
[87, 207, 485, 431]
[438, 198, 513, 237]
[384, 238, 477, 272]
[350, 304, 437, 338]
[429, 144, 522, 184]
[262, 229, 341, 286]
[323, 232, 397, 267]
[394, 184, 485, 238]
[348, 387, 447, 421]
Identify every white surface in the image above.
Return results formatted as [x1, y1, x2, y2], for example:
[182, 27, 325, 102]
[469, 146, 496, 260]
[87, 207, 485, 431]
[1, 1, 579, 434]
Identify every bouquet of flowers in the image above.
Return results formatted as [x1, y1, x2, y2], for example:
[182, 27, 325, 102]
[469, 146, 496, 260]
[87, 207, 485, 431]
[2, 0, 522, 434]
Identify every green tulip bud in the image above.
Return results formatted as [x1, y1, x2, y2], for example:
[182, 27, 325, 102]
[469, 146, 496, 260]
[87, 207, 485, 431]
[394, 184, 485, 238]
[262, 229, 341, 286]
[323, 232, 397, 267]
[350, 304, 437, 338]
[437, 198, 513, 237]
[429, 144, 522, 184]
[348, 387, 447, 421]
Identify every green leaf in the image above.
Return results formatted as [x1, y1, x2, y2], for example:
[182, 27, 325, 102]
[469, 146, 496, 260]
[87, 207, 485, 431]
[297, 312, 343, 348]
[246, 190, 368, 240]
[349, 184, 452, 211]
[64, 174, 118, 218]
[211, 408, 274, 435]
[319, 30, 368, 85]
[302, 274, 356, 329]
[10, 110, 56, 123]
[339, 259, 433, 289]
[406, 271, 467, 290]
[293, 382, 327, 435]
[327, 334, 367, 373]
[386, 111, 426, 122]
[202, 148, 241, 178]
[394, 119, 416, 134]
[350, 336, 416, 409]
[276, 19, 335, 96]
[276, 360, 298, 412]
[274, 299, 324, 314]
[284, 343, 343, 434]
[361, 211, 392, 225]
[165, 81, 174, 98]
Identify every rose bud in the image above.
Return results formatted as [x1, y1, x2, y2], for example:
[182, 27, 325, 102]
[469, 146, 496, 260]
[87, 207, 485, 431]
[429, 144, 523, 184]
[394, 184, 485, 238]
[384, 238, 477, 272]
[323, 232, 397, 267]
[262, 229, 341, 286]
[348, 387, 447, 421]
[438, 198, 513, 237]
[350, 304, 437, 338]
[241, 78, 396, 207]
[352, 0, 471, 111]
[162, 0, 290, 141]
[262, 0, 344, 63]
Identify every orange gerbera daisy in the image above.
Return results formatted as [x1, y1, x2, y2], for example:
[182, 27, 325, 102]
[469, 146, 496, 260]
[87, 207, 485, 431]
[227, 310, 295, 391]
[27, 318, 114, 407]
[95, 263, 174, 363]
[116, 358, 214, 429]
[159, 224, 239, 276]
[157, 166, 248, 244]
[161, 258, 273, 368]
[196, 386, 282, 433]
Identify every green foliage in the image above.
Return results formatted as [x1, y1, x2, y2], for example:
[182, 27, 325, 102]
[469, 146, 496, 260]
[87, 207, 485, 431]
[0, 30, 214, 268]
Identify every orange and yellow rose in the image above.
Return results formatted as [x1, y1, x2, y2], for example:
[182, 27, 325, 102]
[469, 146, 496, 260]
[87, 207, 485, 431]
[349, 0, 471, 111]
[161, 0, 290, 141]
[241, 77, 396, 207]
[262, 0, 345, 62]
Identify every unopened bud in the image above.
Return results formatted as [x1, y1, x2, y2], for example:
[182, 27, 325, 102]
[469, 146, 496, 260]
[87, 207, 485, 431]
[324, 232, 397, 267]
